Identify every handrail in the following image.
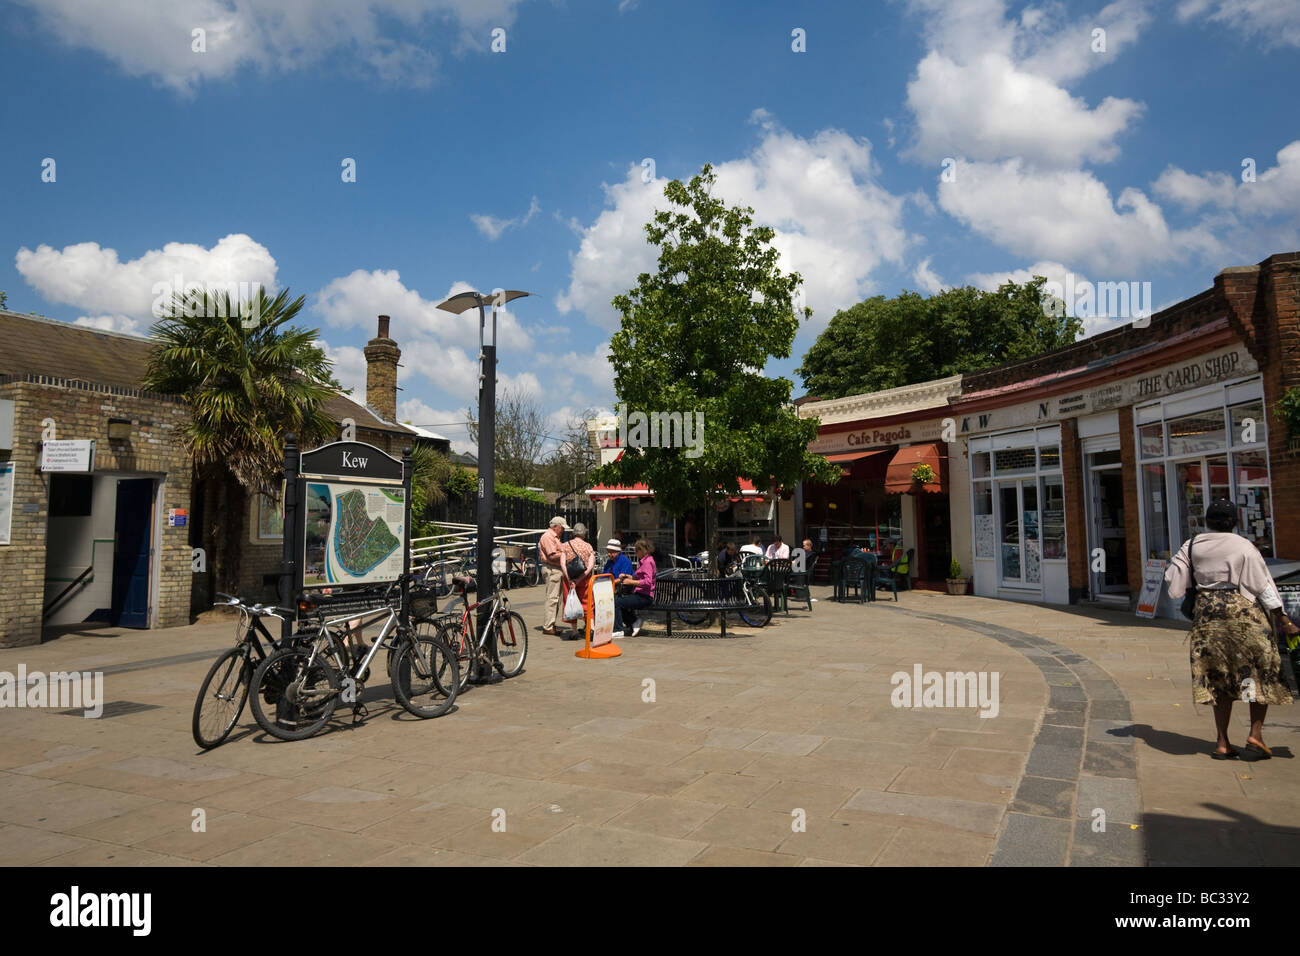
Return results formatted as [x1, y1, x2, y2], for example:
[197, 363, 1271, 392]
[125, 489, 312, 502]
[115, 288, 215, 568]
[43, 566, 93, 618]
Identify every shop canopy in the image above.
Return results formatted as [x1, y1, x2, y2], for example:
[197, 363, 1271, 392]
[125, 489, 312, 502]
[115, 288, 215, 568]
[884, 442, 947, 493]
[824, 448, 892, 478]
[587, 478, 768, 502]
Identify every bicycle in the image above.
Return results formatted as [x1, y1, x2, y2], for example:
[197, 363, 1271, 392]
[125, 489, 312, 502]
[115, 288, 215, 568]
[191, 593, 294, 749]
[431, 586, 528, 690]
[248, 573, 458, 741]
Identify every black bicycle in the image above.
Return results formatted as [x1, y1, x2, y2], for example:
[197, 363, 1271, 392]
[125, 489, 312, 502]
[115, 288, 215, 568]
[248, 574, 458, 741]
[191, 594, 294, 749]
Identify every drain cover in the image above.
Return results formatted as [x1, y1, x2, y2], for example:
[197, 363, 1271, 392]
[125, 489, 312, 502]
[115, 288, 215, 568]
[58, 700, 160, 718]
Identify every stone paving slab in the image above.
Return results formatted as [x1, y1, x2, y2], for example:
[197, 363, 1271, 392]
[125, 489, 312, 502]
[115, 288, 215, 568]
[0, 588, 1297, 864]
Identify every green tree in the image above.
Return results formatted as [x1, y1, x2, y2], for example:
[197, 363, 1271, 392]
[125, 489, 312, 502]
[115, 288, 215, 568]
[142, 288, 341, 593]
[0, 290, 7, 310]
[465, 384, 546, 488]
[592, 164, 840, 526]
[537, 410, 598, 495]
[797, 278, 1083, 398]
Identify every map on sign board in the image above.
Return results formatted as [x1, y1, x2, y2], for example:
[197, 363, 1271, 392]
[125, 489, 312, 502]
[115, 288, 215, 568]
[303, 481, 405, 587]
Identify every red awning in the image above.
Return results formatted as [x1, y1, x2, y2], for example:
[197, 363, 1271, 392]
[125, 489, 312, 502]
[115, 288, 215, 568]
[824, 448, 892, 477]
[884, 442, 948, 493]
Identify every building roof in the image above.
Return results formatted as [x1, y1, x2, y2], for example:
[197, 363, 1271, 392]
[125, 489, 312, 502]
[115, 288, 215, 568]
[796, 375, 962, 426]
[0, 310, 416, 435]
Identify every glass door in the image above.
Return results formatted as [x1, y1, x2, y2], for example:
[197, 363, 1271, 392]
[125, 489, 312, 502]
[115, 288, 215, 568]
[997, 479, 1040, 587]
[1086, 453, 1128, 597]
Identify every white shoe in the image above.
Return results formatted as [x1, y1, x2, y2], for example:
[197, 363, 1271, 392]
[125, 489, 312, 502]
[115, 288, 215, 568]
[610, 630, 624, 639]
[631, 618, 644, 637]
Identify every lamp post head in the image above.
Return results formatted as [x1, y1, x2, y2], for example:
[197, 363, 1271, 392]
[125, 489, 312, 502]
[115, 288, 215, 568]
[435, 290, 531, 314]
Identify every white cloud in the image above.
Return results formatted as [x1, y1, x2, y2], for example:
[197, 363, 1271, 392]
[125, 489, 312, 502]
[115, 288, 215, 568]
[1154, 141, 1300, 216]
[12, 0, 524, 94]
[1177, 0, 1300, 48]
[968, 259, 1080, 292]
[901, 1, 1148, 168]
[15, 233, 278, 321]
[397, 398, 475, 453]
[73, 313, 145, 336]
[319, 341, 368, 397]
[937, 159, 1220, 274]
[558, 114, 909, 331]
[912, 257, 946, 294]
[471, 196, 540, 240]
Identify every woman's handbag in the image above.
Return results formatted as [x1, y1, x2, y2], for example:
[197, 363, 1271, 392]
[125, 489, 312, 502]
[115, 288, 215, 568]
[1180, 536, 1199, 620]
[563, 543, 586, 580]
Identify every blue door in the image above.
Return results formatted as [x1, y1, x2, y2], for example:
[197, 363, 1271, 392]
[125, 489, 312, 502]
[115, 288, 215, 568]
[111, 479, 155, 628]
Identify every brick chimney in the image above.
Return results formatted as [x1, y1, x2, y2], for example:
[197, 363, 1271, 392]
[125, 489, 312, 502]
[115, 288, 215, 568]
[363, 315, 401, 422]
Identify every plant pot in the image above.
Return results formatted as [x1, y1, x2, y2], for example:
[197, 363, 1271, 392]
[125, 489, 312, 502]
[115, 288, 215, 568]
[946, 578, 969, 595]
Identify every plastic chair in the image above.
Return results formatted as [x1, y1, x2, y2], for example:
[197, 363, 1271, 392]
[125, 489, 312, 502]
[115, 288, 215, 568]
[841, 556, 871, 604]
[786, 556, 818, 612]
[765, 558, 793, 613]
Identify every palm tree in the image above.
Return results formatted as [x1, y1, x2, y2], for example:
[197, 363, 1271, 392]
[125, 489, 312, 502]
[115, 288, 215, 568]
[142, 287, 341, 594]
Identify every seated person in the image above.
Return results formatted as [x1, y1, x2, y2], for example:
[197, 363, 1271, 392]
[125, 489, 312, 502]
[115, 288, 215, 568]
[765, 535, 790, 560]
[603, 539, 634, 579]
[716, 541, 739, 575]
[739, 536, 764, 556]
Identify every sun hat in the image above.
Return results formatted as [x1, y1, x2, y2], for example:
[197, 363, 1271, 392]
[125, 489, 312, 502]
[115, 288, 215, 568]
[549, 516, 569, 529]
[606, 538, 622, 550]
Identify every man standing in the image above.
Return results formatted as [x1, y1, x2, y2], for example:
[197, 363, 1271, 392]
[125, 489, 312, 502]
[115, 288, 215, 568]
[538, 516, 569, 635]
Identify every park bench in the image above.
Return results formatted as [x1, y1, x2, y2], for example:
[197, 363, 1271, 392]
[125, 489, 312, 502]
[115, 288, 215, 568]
[651, 569, 757, 637]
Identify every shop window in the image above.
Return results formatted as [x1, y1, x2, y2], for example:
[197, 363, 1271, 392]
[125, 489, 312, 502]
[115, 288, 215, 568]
[993, 448, 1035, 475]
[255, 491, 284, 540]
[49, 474, 93, 517]
[1139, 423, 1163, 459]
[1166, 409, 1226, 458]
[973, 483, 993, 559]
[1229, 400, 1265, 446]
[1090, 449, 1122, 467]
[1232, 449, 1273, 556]
[1141, 462, 1169, 559]
[1038, 445, 1061, 471]
[971, 451, 990, 479]
[1041, 476, 1065, 559]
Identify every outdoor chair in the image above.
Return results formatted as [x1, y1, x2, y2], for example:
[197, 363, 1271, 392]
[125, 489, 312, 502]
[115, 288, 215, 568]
[871, 555, 898, 601]
[765, 558, 793, 613]
[841, 555, 872, 604]
[786, 555, 818, 612]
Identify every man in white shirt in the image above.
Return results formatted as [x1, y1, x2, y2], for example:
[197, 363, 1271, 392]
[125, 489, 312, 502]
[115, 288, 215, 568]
[739, 536, 764, 556]
[765, 535, 790, 560]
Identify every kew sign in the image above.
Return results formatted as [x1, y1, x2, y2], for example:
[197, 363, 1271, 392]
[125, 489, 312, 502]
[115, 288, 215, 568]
[299, 441, 402, 483]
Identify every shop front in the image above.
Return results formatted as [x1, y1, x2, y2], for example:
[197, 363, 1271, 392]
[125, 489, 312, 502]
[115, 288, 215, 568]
[586, 479, 774, 561]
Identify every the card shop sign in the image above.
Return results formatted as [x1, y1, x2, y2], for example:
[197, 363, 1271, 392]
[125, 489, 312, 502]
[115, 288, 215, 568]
[958, 347, 1258, 435]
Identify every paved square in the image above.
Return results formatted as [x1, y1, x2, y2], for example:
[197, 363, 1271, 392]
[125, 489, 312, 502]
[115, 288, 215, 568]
[1, 586, 1296, 866]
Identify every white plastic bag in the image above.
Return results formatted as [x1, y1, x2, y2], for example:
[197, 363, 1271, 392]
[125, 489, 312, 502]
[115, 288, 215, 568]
[563, 587, 583, 622]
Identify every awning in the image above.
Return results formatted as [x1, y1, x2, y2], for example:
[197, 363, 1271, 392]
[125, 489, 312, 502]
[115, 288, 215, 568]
[824, 448, 892, 477]
[884, 442, 947, 493]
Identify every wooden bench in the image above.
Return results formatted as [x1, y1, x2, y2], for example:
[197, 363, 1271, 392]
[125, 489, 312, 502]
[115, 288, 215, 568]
[651, 570, 757, 637]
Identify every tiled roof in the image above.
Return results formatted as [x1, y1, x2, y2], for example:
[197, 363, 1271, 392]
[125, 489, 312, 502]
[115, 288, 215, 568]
[0, 310, 412, 433]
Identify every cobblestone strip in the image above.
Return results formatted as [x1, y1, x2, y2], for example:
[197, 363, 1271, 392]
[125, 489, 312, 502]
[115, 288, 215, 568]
[886, 607, 1144, 867]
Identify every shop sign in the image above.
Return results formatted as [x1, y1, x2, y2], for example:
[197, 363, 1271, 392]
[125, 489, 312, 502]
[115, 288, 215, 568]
[810, 419, 944, 454]
[167, 508, 188, 527]
[1136, 559, 1167, 618]
[957, 347, 1258, 436]
[40, 439, 95, 473]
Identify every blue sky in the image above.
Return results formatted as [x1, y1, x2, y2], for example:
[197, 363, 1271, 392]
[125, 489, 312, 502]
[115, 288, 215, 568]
[2, 0, 1298, 454]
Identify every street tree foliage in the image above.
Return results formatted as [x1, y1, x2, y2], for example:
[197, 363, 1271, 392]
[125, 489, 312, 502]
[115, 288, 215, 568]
[465, 384, 546, 489]
[593, 164, 840, 519]
[143, 288, 340, 591]
[797, 278, 1083, 399]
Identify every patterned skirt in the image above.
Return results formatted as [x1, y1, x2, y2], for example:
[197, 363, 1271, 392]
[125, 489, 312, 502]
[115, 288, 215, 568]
[1189, 589, 1292, 706]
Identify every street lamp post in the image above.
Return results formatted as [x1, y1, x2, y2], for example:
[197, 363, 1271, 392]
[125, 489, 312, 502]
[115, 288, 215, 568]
[436, 288, 530, 683]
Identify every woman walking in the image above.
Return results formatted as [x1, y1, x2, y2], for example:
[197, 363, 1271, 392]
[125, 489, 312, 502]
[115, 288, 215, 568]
[1164, 499, 1299, 760]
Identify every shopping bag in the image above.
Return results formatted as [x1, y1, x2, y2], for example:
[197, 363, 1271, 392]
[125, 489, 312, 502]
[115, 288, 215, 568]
[563, 587, 583, 622]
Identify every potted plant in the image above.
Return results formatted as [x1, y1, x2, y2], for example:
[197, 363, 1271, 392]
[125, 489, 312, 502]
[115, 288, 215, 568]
[911, 463, 936, 486]
[947, 559, 968, 595]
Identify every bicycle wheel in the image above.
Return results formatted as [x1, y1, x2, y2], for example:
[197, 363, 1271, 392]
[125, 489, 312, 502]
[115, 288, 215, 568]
[249, 646, 340, 741]
[192, 646, 251, 749]
[737, 591, 773, 628]
[392, 630, 458, 718]
[522, 557, 539, 587]
[676, 610, 709, 626]
[494, 611, 529, 678]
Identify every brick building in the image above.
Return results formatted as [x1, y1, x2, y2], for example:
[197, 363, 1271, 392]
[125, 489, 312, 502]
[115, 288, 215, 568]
[0, 311, 444, 645]
[794, 251, 1299, 615]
